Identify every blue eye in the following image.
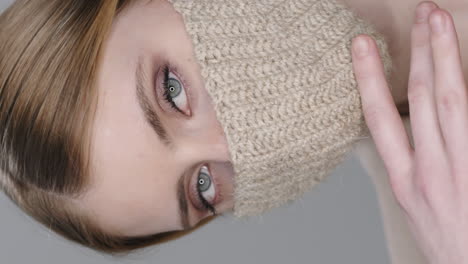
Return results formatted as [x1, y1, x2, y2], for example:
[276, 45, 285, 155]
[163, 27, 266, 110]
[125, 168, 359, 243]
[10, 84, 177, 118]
[198, 172, 211, 192]
[162, 66, 190, 115]
[196, 165, 217, 215]
[167, 78, 182, 98]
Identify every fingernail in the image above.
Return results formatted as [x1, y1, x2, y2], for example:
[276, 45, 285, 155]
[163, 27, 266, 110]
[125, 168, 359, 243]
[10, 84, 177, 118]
[430, 12, 446, 34]
[353, 37, 369, 57]
[415, 2, 435, 23]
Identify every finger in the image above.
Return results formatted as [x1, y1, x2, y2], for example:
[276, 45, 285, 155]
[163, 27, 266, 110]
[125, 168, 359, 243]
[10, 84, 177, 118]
[408, 2, 445, 163]
[352, 35, 413, 187]
[430, 9, 468, 172]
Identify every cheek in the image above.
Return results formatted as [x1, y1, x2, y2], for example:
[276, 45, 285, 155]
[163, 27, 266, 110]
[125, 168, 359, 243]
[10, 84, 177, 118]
[98, 174, 181, 236]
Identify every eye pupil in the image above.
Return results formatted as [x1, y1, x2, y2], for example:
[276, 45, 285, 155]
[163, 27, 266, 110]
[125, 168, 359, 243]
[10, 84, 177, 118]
[167, 78, 181, 97]
[197, 173, 211, 192]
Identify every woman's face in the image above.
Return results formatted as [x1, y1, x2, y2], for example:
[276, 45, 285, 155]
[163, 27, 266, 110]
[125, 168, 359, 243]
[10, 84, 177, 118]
[76, 0, 235, 237]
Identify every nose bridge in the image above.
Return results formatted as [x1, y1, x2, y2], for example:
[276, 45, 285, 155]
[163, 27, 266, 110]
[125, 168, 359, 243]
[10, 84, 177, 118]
[176, 131, 231, 164]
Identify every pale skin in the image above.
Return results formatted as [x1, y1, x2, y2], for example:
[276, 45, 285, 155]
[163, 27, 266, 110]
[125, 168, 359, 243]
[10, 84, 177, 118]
[77, 0, 236, 237]
[338, 0, 468, 112]
[352, 1, 468, 263]
[72, 0, 468, 262]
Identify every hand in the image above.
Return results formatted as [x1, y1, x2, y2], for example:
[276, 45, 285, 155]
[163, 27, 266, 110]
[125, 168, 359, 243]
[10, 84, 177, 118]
[351, 1, 468, 263]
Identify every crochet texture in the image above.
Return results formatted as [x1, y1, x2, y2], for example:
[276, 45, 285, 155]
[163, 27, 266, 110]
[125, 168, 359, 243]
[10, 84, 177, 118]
[168, 0, 393, 217]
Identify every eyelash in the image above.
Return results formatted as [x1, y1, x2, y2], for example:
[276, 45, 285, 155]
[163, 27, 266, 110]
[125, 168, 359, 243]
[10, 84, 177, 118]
[161, 65, 185, 114]
[197, 174, 218, 216]
[159, 64, 217, 215]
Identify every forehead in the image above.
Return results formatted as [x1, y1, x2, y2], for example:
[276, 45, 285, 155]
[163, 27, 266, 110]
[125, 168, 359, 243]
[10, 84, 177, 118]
[77, 1, 182, 236]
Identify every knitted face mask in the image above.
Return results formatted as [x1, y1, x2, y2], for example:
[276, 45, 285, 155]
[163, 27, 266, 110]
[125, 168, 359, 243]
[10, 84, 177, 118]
[168, 0, 393, 217]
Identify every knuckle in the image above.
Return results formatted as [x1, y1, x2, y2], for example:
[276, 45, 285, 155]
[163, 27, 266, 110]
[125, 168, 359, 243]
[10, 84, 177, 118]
[408, 77, 430, 104]
[387, 166, 413, 204]
[415, 176, 429, 196]
[436, 88, 461, 114]
[413, 162, 438, 204]
[415, 177, 434, 206]
[389, 176, 412, 209]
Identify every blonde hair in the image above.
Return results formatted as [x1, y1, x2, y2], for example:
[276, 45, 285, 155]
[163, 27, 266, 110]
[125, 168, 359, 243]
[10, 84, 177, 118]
[0, 0, 182, 255]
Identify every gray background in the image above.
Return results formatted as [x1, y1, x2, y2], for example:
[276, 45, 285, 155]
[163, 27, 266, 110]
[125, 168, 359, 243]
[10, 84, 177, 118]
[0, 0, 390, 263]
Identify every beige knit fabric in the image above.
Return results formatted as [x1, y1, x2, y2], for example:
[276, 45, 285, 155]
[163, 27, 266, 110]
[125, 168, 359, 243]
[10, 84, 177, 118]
[168, 0, 393, 217]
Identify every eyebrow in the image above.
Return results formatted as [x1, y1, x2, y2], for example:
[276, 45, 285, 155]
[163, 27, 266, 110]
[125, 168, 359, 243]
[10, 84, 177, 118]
[135, 58, 171, 148]
[135, 57, 191, 230]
